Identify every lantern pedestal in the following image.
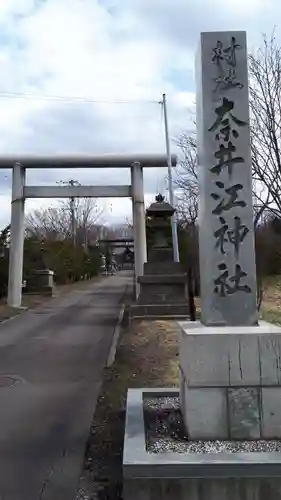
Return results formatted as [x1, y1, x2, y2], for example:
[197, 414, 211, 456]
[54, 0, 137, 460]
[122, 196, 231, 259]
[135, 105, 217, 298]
[130, 194, 190, 320]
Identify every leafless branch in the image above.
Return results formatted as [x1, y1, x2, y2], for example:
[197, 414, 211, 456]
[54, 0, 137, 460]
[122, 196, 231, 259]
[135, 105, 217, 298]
[249, 30, 281, 218]
[173, 132, 199, 225]
[26, 197, 105, 245]
[174, 32, 281, 227]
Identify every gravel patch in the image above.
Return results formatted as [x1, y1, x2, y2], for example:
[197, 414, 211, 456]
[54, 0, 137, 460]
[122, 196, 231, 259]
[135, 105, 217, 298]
[144, 396, 281, 454]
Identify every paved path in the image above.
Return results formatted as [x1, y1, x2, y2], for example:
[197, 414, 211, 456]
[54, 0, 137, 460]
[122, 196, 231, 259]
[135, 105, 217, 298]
[0, 271, 132, 500]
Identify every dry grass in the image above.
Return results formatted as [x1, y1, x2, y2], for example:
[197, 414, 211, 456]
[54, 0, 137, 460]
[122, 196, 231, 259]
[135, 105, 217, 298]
[77, 319, 180, 500]
[115, 319, 180, 388]
[194, 276, 281, 326]
[261, 275, 281, 325]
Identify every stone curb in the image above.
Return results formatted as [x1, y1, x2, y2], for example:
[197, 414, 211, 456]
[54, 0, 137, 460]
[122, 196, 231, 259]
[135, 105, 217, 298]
[106, 303, 126, 367]
[123, 388, 281, 479]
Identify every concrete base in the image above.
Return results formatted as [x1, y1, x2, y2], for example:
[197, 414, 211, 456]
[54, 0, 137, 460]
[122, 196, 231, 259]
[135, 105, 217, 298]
[178, 320, 281, 440]
[137, 274, 189, 304]
[128, 230, 193, 318]
[123, 388, 281, 500]
[144, 261, 183, 274]
[129, 303, 190, 319]
[130, 266, 190, 320]
[25, 269, 54, 296]
[24, 287, 54, 296]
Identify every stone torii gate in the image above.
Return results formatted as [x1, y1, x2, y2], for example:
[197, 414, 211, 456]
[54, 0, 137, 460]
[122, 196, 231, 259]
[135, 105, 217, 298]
[0, 153, 177, 307]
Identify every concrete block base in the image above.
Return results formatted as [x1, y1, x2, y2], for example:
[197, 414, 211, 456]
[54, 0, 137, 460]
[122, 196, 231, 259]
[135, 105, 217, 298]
[123, 388, 281, 500]
[124, 477, 281, 500]
[25, 269, 55, 296]
[178, 320, 281, 440]
[24, 286, 54, 296]
[129, 303, 190, 320]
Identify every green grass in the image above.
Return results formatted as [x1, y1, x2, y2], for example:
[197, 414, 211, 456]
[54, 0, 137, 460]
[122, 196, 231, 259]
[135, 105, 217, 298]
[260, 308, 281, 325]
[259, 274, 281, 325]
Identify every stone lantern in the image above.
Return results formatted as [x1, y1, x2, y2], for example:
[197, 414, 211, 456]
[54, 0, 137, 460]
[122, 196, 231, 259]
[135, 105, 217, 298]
[129, 194, 190, 320]
[146, 193, 175, 262]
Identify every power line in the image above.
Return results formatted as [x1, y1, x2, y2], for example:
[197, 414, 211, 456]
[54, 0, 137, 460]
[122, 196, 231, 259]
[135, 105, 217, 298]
[0, 90, 160, 105]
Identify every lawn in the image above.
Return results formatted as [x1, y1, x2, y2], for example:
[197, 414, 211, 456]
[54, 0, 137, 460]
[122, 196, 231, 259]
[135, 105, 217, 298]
[260, 275, 281, 325]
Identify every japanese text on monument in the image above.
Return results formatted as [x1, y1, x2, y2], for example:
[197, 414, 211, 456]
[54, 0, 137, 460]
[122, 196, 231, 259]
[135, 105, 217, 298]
[209, 36, 251, 297]
[212, 36, 244, 92]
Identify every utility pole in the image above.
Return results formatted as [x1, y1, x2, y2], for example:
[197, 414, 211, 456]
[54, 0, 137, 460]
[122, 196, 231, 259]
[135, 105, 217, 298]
[162, 93, 180, 262]
[57, 179, 79, 245]
[69, 179, 76, 246]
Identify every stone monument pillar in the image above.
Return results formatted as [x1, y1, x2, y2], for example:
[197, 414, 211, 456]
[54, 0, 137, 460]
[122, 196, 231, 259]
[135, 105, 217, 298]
[179, 31, 281, 440]
[197, 31, 257, 327]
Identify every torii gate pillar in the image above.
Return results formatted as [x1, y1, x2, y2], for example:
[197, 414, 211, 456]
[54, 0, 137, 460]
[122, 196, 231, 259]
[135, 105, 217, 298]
[131, 162, 147, 298]
[8, 163, 26, 308]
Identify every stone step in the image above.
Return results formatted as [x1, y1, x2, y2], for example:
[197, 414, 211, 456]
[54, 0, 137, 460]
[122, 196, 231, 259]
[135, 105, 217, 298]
[129, 303, 190, 318]
[131, 314, 190, 321]
[138, 274, 187, 284]
[143, 262, 184, 275]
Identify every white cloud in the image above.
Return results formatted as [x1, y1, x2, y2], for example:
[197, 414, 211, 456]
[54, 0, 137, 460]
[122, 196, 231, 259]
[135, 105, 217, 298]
[0, 0, 278, 226]
[0, 0, 34, 21]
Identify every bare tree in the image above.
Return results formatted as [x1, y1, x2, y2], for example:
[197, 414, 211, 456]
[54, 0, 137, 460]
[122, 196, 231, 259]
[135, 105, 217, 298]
[249, 31, 281, 221]
[27, 206, 68, 240]
[74, 197, 105, 246]
[174, 32, 281, 227]
[173, 132, 198, 225]
[27, 197, 104, 245]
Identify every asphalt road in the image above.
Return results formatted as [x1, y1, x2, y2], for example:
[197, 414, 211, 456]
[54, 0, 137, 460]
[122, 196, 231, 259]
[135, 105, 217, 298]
[0, 271, 131, 500]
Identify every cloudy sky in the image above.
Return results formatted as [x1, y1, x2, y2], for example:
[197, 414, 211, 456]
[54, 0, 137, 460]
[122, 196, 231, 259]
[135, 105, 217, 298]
[0, 0, 277, 227]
